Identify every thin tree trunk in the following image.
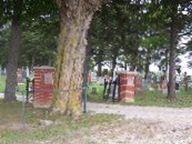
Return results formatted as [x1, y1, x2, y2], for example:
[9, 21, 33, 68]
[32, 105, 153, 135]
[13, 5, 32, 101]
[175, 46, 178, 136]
[130, 65, 136, 71]
[111, 56, 117, 78]
[53, 0, 101, 117]
[144, 50, 150, 80]
[82, 36, 91, 113]
[168, 22, 177, 100]
[4, 0, 23, 102]
[97, 62, 102, 76]
[97, 48, 104, 76]
[165, 48, 169, 72]
[124, 63, 127, 70]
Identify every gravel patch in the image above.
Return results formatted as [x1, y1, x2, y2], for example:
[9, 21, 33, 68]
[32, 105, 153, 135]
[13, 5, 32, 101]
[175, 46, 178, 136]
[36, 103, 192, 144]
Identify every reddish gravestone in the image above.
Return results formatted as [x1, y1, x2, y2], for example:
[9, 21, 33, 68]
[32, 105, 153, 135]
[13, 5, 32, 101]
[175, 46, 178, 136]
[33, 66, 55, 108]
[118, 72, 141, 102]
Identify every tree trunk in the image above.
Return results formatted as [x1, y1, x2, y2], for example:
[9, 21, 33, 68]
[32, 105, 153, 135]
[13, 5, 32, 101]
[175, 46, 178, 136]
[130, 65, 136, 71]
[124, 63, 127, 70]
[53, 0, 101, 117]
[168, 22, 177, 100]
[111, 56, 117, 78]
[82, 36, 91, 113]
[144, 50, 150, 80]
[4, 0, 23, 102]
[97, 62, 102, 77]
[165, 48, 169, 72]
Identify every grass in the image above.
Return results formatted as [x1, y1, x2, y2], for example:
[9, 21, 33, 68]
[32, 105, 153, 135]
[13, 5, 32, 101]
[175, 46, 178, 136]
[88, 82, 104, 102]
[88, 83, 192, 108]
[134, 89, 192, 108]
[0, 75, 6, 93]
[1, 114, 120, 144]
[0, 75, 26, 94]
[0, 100, 47, 126]
[0, 99, 121, 144]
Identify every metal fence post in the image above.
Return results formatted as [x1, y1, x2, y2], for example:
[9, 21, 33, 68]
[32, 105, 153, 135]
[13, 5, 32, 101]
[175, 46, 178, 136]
[26, 77, 29, 103]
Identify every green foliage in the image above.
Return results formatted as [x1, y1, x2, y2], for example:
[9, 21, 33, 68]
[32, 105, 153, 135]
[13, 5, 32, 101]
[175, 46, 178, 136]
[0, 0, 59, 68]
[141, 34, 168, 50]
[0, 28, 10, 67]
[19, 19, 59, 67]
[89, 1, 146, 70]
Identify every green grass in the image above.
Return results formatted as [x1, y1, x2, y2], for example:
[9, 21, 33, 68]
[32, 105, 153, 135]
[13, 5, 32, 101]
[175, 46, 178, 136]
[88, 83, 192, 108]
[0, 114, 120, 144]
[0, 99, 121, 144]
[0, 75, 6, 93]
[88, 82, 104, 102]
[134, 89, 192, 108]
[0, 75, 26, 94]
[0, 100, 46, 125]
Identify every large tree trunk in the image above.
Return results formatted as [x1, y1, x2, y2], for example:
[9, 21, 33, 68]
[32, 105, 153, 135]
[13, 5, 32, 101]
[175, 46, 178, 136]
[53, 0, 101, 117]
[4, 0, 23, 102]
[167, 21, 177, 100]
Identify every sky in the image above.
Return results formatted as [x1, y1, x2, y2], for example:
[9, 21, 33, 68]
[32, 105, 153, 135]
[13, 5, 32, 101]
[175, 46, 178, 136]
[150, 36, 192, 76]
[98, 37, 192, 77]
[149, 52, 192, 76]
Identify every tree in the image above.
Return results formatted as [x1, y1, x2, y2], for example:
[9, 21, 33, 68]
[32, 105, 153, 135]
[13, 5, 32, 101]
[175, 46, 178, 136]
[0, 28, 10, 68]
[4, 0, 23, 102]
[20, 17, 59, 68]
[141, 34, 169, 79]
[53, 0, 102, 117]
[89, 1, 145, 75]
[2, 0, 58, 102]
[144, 0, 192, 99]
[161, 0, 192, 99]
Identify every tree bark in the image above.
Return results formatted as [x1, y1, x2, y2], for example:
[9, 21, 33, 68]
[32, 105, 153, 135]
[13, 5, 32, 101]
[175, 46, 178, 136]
[4, 0, 23, 102]
[82, 35, 92, 113]
[111, 56, 117, 78]
[53, 0, 101, 117]
[167, 21, 177, 100]
[97, 62, 102, 76]
[144, 50, 150, 80]
[165, 48, 169, 72]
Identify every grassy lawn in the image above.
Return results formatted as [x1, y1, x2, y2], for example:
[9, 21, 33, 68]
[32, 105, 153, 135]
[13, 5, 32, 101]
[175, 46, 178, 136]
[88, 83, 192, 108]
[88, 83, 104, 102]
[0, 100, 120, 144]
[0, 75, 26, 94]
[0, 75, 6, 93]
[134, 89, 192, 108]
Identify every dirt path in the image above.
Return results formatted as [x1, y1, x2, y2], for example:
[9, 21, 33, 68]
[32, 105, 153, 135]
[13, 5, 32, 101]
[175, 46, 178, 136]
[87, 102, 192, 126]
[80, 102, 192, 144]
[37, 103, 192, 144]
